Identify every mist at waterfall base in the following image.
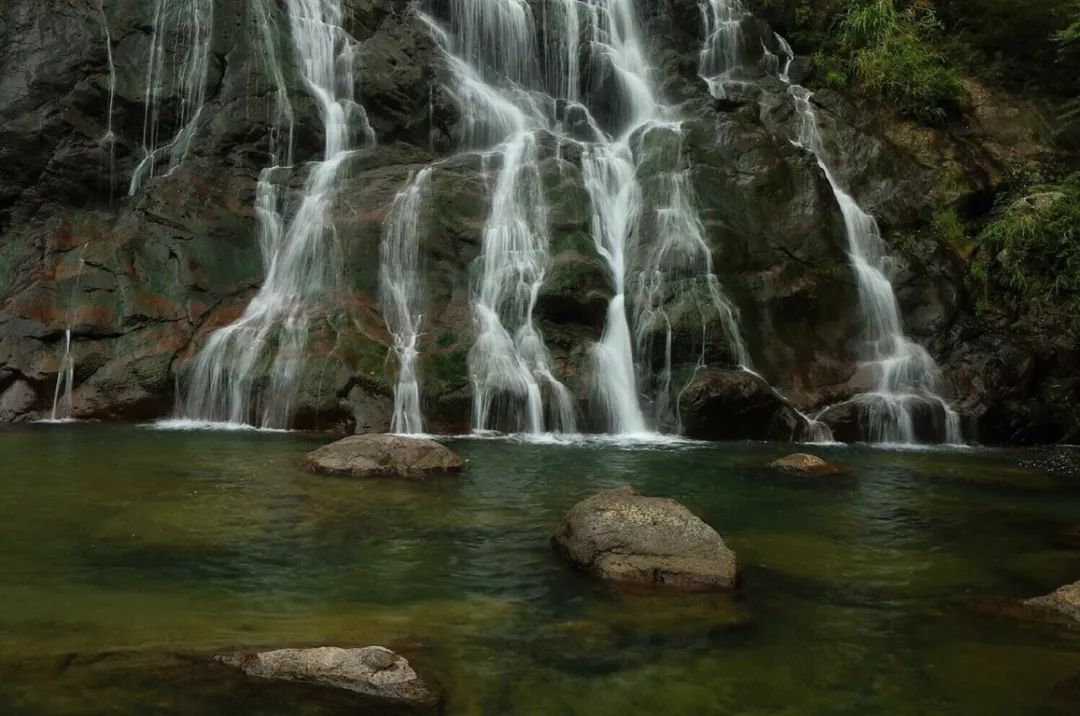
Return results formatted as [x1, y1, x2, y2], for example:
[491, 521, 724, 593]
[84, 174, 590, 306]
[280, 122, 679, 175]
[2, 424, 1078, 715]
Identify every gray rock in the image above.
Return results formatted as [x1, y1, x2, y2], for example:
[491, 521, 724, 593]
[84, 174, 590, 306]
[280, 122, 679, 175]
[216, 646, 438, 709]
[301, 434, 463, 478]
[552, 486, 739, 590]
[1024, 581, 1080, 622]
[0, 380, 38, 421]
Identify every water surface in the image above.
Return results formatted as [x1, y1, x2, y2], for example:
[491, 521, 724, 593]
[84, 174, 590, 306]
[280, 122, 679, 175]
[1, 424, 1079, 714]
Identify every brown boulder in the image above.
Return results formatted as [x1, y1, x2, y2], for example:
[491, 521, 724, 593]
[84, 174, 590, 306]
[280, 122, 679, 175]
[302, 434, 463, 478]
[552, 486, 738, 590]
[769, 453, 842, 475]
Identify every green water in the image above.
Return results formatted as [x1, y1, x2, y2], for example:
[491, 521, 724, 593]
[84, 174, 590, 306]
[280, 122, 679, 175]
[1, 424, 1079, 714]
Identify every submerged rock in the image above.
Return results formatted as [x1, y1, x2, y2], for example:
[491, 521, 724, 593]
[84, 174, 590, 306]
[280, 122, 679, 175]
[1024, 581, 1080, 622]
[552, 486, 738, 590]
[302, 434, 463, 478]
[216, 646, 438, 709]
[679, 369, 808, 442]
[1056, 525, 1080, 549]
[769, 453, 842, 475]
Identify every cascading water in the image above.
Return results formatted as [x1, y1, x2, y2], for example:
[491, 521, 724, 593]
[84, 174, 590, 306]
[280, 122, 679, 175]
[409, 0, 747, 436]
[49, 257, 86, 423]
[174, 0, 373, 429]
[579, 0, 747, 434]
[129, 0, 214, 196]
[698, 0, 960, 444]
[420, 2, 577, 434]
[699, 0, 748, 96]
[380, 168, 433, 435]
[97, 0, 117, 200]
[631, 127, 750, 428]
[788, 86, 962, 444]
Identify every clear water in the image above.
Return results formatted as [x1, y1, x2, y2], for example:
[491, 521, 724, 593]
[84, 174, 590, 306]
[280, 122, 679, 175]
[1, 425, 1079, 714]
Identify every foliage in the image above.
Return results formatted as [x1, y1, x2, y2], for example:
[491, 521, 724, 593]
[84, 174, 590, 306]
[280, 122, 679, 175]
[812, 0, 967, 125]
[930, 209, 973, 258]
[968, 174, 1080, 334]
[1054, 2, 1080, 145]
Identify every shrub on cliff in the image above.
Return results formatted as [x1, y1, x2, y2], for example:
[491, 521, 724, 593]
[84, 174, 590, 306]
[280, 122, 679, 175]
[812, 0, 967, 125]
[969, 173, 1080, 335]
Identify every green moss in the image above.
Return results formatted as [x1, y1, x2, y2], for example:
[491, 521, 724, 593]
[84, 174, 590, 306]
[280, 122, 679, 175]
[434, 330, 459, 349]
[968, 173, 1080, 334]
[429, 349, 469, 386]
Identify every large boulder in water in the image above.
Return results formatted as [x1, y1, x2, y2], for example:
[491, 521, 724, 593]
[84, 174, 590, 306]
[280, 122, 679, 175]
[216, 646, 438, 710]
[769, 453, 842, 475]
[302, 434, 463, 478]
[679, 369, 808, 441]
[1024, 581, 1080, 622]
[552, 486, 739, 590]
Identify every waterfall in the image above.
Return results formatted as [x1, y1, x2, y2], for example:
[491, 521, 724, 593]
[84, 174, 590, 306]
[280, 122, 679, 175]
[698, 1, 960, 444]
[175, 0, 373, 429]
[420, 2, 576, 434]
[699, 0, 747, 97]
[49, 257, 86, 423]
[579, 0, 746, 433]
[380, 168, 434, 435]
[408, 0, 747, 435]
[788, 86, 962, 444]
[97, 0, 117, 201]
[129, 0, 214, 196]
[631, 129, 750, 427]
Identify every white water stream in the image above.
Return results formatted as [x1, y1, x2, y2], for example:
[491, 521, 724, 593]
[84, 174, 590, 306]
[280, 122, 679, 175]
[381, 168, 434, 434]
[176, 0, 373, 428]
[389, 0, 747, 436]
[129, 0, 214, 196]
[698, 0, 961, 443]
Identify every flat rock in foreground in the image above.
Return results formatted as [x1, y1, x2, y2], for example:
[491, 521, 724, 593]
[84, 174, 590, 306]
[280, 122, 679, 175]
[552, 486, 738, 590]
[1024, 580, 1080, 622]
[302, 434, 462, 478]
[216, 646, 438, 709]
[769, 453, 842, 475]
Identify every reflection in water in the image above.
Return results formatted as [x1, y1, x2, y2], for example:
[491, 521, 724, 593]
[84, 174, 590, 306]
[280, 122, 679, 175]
[0, 425, 1078, 714]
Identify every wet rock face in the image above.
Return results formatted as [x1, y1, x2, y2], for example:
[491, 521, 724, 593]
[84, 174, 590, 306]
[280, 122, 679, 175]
[302, 434, 463, 478]
[816, 394, 958, 444]
[679, 369, 809, 442]
[552, 486, 739, 590]
[216, 646, 439, 710]
[0, 0, 1074, 442]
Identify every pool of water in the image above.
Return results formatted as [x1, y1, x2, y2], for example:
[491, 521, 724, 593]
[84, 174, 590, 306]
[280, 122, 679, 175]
[1, 424, 1079, 714]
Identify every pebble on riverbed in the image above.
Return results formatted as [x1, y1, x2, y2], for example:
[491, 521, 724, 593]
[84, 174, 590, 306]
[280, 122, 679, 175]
[552, 486, 739, 590]
[301, 434, 463, 478]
